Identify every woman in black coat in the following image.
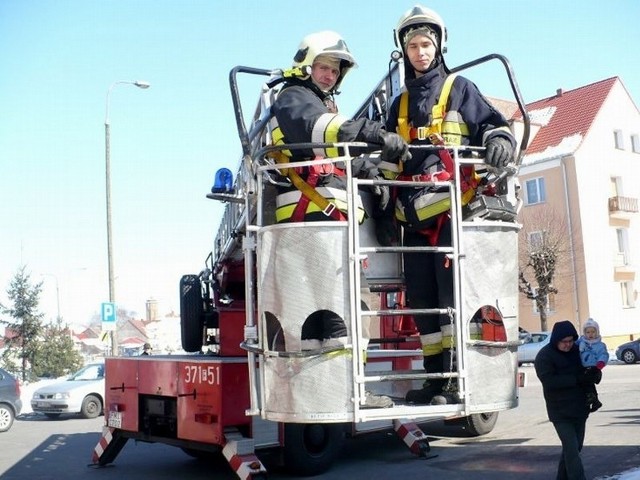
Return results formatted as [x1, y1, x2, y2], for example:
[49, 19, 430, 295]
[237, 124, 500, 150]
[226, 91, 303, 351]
[534, 320, 602, 480]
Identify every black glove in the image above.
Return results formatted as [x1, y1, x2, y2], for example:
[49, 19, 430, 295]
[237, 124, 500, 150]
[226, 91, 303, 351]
[371, 178, 397, 246]
[372, 183, 390, 212]
[485, 136, 514, 168]
[380, 132, 411, 164]
[577, 367, 602, 386]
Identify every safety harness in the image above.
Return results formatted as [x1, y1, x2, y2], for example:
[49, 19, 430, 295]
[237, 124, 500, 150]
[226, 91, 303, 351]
[268, 149, 347, 222]
[393, 74, 479, 238]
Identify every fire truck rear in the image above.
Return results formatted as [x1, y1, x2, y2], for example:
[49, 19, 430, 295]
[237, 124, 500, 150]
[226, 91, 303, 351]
[92, 54, 530, 479]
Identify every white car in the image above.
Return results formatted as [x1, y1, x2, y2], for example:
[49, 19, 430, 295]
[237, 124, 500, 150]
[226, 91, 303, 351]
[517, 331, 551, 365]
[31, 363, 105, 419]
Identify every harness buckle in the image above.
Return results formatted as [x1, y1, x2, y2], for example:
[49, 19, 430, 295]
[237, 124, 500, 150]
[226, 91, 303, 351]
[322, 202, 338, 217]
[429, 132, 445, 145]
[416, 126, 429, 140]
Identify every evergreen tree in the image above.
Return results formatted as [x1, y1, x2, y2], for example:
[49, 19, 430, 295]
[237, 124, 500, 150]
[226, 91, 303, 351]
[0, 266, 45, 381]
[33, 318, 83, 378]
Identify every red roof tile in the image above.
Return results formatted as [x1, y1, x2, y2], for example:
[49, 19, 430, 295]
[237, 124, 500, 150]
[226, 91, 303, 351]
[514, 77, 618, 155]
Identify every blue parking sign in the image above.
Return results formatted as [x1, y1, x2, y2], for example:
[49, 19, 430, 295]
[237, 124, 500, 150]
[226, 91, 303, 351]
[102, 302, 117, 331]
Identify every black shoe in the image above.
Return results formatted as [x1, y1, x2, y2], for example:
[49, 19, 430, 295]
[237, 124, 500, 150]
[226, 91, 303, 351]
[590, 400, 603, 412]
[406, 381, 443, 404]
[430, 383, 460, 405]
[430, 391, 461, 405]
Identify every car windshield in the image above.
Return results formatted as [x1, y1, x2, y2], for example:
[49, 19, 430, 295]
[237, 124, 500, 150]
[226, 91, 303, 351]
[69, 364, 104, 381]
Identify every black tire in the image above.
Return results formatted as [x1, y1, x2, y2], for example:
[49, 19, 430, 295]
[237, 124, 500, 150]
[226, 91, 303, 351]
[283, 423, 345, 476]
[80, 395, 102, 419]
[621, 349, 638, 364]
[463, 412, 499, 436]
[44, 413, 61, 419]
[0, 403, 15, 432]
[180, 274, 205, 352]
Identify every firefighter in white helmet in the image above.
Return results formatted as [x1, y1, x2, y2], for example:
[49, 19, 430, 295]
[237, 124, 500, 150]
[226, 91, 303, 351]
[382, 6, 516, 405]
[270, 31, 408, 408]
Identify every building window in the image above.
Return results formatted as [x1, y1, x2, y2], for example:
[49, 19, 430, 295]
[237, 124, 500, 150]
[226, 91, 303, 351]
[532, 288, 556, 313]
[610, 176, 622, 197]
[621, 281, 635, 308]
[614, 130, 625, 150]
[525, 177, 546, 205]
[632, 134, 640, 154]
[616, 228, 630, 266]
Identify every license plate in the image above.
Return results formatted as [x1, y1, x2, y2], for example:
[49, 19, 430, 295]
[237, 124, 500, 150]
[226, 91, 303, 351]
[37, 402, 48, 408]
[108, 411, 122, 428]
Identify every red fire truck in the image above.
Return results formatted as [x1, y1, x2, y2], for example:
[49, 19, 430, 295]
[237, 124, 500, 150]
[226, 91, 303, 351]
[92, 53, 530, 479]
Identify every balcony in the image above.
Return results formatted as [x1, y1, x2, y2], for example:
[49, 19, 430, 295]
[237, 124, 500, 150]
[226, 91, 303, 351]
[613, 251, 636, 278]
[609, 196, 639, 219]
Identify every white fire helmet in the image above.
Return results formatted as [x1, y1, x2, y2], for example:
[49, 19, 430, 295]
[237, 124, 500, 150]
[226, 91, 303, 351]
[394, 4, 448, 57]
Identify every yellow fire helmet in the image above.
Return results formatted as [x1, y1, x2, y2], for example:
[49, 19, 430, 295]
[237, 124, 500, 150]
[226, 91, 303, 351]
[292, 30, 357, 91]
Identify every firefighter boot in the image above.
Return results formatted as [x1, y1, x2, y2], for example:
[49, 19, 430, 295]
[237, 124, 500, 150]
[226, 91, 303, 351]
[430, 349, 460, 405]
[363, 391, 394, 408]
[406, 353, 445, 404]
[405, 379, 445, 404]
[430, 381, 460, 405]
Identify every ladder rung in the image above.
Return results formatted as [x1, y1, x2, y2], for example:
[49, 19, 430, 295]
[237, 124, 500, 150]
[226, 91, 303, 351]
[362, 308, 453, 316]
[362, 370, 459, 382]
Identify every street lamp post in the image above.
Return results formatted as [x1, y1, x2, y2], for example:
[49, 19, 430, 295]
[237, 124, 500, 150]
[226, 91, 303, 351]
[105, 80, 150, 356]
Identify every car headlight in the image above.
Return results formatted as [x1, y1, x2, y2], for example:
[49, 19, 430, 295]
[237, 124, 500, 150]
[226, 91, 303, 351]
[33, 392, 71, 400]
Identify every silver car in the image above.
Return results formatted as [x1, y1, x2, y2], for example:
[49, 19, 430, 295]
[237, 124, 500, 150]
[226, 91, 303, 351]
[0, 367, 22, 432]
[31, 363, 105, 419]
[517, 332, 551, 365]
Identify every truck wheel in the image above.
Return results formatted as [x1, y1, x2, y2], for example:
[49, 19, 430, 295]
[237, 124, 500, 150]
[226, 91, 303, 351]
[180, 274, 204, 352]
[0, 403, 15, 432]
[283, 423, 344, 476]
[444, 412, 499, 436]
[462, 412, 498, 436]
[81, 395, 102, 419]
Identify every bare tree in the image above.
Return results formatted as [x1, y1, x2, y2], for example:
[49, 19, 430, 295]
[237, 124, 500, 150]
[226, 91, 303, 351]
[518, 206, 572, 331]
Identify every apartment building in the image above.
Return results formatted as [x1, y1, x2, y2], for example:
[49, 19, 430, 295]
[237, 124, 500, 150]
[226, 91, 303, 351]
[516, 77, 640, 348]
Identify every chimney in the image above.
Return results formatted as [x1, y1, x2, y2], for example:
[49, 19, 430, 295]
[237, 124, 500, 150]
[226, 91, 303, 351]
[146, 298, 158, 322]
[556, 88, 563, 97]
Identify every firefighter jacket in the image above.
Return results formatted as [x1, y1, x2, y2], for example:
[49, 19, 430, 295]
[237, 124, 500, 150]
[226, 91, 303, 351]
[385, 64, 515, 230]
[270, 79, 385, 223]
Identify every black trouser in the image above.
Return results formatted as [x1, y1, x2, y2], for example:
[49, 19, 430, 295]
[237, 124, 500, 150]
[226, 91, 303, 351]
[403, 219, 453, 373]
[552, 418, 587, 480]
[301, 310, 348, 342]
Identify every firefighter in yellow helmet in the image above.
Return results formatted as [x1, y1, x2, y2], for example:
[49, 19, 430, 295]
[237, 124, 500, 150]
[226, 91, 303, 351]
[385, 6, 516, 405]
[271, 30, 410, 224]
[270, 31, 408, 409]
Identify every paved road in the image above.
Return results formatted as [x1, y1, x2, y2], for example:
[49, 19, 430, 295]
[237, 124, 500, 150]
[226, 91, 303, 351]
[0, 363, 638, 479]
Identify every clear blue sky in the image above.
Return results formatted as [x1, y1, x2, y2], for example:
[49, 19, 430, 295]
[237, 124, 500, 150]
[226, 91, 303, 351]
[1, 0, 639, 328]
